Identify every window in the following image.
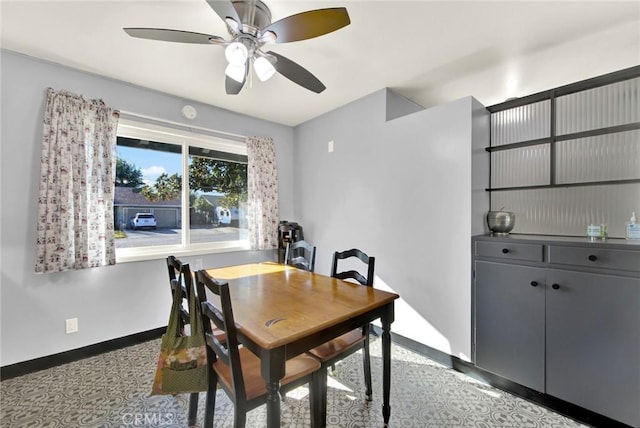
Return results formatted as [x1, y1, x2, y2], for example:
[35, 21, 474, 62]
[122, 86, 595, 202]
[115, 119, 249, 262]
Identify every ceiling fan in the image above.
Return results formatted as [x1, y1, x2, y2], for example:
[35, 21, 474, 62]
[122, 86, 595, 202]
[124, 0, 350, 95]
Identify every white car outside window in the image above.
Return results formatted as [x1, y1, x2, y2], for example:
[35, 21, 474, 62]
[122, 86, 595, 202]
[130, 213, 157, 230]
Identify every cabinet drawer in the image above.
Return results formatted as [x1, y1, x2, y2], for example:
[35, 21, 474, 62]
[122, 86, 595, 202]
[548, 245, 640, 272]
[475, 241, 543, 262]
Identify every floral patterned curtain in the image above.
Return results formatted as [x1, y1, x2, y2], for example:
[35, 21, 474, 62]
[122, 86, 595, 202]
[35, 88, 119, 273]
[246, 136, 279, 250]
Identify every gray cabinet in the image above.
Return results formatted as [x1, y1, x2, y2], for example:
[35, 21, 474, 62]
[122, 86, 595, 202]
[546, 269, 640, 426]
[473, 235, 640, 427]
[475, 261, 545, 391]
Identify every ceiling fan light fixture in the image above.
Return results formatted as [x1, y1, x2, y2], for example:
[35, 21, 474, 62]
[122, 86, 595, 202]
[225, 42, 248, 66]
[225, 63, 246, 83]
[254, 56, 276, 82]
[224, 17, 240, 34]
[259, 30, 277, 44]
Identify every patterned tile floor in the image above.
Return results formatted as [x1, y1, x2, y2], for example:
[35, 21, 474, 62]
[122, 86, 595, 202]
[1, 338, 587, 427]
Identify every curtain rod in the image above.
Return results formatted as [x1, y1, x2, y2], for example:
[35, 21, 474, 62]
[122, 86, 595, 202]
[118, 109, 247, 141]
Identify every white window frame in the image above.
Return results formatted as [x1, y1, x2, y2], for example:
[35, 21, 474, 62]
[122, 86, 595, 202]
[116, 118, 250, 263]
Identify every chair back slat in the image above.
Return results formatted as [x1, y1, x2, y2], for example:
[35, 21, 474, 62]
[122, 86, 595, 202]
[333, 270, 368, 286]
[200, 301, 231, 365]
[195, 269, 247, 401]
[331, 248, 375, 287]
[285, 240, 317, 272]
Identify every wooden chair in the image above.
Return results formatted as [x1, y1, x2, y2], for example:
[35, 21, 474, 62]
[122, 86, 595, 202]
[307, 248, 375, 423]
[284, 240, 317, 272]
[165, 255, 199, 426]
[194, 269, 324, 428]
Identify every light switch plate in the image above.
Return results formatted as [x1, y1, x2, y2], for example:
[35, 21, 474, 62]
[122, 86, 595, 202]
[65, 318, 78, 334]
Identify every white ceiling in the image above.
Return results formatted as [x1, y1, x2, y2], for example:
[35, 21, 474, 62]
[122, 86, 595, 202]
[2, 1, 639, 126]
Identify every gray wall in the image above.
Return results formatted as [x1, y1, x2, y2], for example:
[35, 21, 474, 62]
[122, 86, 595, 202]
[0, 50, 294, 366]
[293, 89, 489, 361]
[0, 49, 489, 366]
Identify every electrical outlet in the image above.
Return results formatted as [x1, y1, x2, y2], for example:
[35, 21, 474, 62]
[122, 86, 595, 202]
[65, 318, 78, 334]
[195, 258, 203, 270]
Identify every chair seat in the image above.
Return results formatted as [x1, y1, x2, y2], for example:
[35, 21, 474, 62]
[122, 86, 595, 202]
[308, 329, 365, 362]
[211, 327, 227, 343]
[214, 347, 321, 401]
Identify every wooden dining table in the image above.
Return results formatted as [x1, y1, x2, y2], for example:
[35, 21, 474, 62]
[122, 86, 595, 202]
[205, 262, 399, 428]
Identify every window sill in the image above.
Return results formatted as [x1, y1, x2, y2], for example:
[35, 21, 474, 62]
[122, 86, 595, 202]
[116, 241, 251, 263]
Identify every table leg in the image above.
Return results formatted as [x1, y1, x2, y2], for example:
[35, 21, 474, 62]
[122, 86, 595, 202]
[266, 380, 281, 427]
[381, 303, 394, 426]
[309, 368, 327, 428]
[262, 348, 286, 428]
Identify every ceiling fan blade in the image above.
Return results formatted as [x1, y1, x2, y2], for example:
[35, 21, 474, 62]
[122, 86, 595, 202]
[206, 0, 241, 27]
[123, 28, 224, 44]
[267, 51, 326, 94]
[262, 8, 350, 44]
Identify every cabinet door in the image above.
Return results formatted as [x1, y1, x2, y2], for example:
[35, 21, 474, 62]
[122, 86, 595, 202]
[546, 270, 640, 427]
[475, 261, 546, 391]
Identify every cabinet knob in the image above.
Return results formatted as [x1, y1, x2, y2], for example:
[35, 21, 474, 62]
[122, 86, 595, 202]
[530, 281, 538, 287]
[502, 248, 509, 254]
[588, 254, 598, 262]
[552, 283, 560, 290]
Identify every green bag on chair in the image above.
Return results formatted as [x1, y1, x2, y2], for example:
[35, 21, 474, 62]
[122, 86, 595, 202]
[151, 273, 208, 395]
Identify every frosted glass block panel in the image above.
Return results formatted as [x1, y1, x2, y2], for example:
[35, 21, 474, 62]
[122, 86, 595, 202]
[490, 183, 640, 238]
[556, 130, 640, 183]
[491, 100, 550, 146]
[491, 144, 550, 188]
[556, 77, 640, 135]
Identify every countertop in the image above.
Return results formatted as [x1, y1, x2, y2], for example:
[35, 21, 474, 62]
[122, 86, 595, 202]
[473, 233, 640, 250]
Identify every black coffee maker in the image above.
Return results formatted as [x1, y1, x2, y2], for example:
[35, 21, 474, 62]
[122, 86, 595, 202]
[278, 221, 304, 262]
